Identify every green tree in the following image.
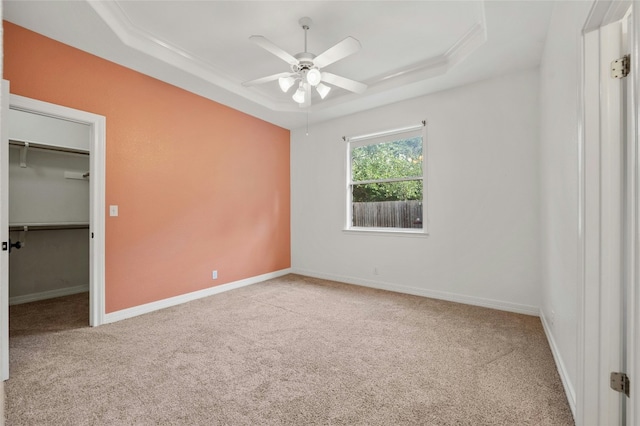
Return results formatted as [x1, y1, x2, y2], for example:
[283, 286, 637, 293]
[351, 137, 422, 202]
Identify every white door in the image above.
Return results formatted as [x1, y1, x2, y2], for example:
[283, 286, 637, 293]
[600, 18, 626, 424]
[1, 81, 10, 381]
[614, 8, 638, 424]
[582, 7, 631, 425]
[627, 6, 639, 425]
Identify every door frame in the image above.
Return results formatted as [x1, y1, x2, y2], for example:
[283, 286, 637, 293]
[627, 5, 640, 425]
[1, 82, 9, 381]
[580, 1, 636, 424]
[6, 94, 106, 331]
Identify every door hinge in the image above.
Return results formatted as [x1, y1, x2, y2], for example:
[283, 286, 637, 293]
[1, 242, 6, 251]
[610, 372, 630, 397]
[611, 54, 630, 79]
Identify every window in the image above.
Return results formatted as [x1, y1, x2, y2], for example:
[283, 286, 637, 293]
[346, 122, 426, 233]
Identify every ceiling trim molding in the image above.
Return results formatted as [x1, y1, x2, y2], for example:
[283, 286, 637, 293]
[87, 1, 303, 113]
[309, 19, 487, 114]
[88, 0, 487, 113]
[368, 21, 487, 87]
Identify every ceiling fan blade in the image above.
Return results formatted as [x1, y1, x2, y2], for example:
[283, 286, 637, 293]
[321, 72, 368, 94]
[249, 35, 298, 66]
[242, 72, 294, 87]
[313, 36, 361, 69]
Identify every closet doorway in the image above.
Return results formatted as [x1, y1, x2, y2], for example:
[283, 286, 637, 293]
[9, 109, 91, 310]
[0, 89, 106, 380]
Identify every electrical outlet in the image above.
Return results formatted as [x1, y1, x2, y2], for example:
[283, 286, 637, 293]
[549, 310, 555, 327]
[212, 270, 218, 280]
[373, 267, 379, 275]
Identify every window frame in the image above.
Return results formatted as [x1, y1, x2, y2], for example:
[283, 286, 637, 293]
[344, 121, 428, 235]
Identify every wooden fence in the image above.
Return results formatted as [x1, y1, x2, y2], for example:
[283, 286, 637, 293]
[352, 200, 423, 229]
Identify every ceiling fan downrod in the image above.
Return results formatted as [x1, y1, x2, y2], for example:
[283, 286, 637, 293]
[299, 17, 312, 53]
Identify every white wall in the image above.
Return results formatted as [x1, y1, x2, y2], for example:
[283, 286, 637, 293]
[9, 228, 89, 303]
[9, 147, 89, 225]
[538, 0, 593, 414]
[9, 108, 90, 152]
[291, 68, 541, 315]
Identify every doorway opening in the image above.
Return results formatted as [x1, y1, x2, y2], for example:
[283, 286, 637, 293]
[9, 111, 91, 300]
[1, 93, 106, 380]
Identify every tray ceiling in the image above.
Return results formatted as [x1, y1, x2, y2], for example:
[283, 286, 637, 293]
[3, 1, 554, 129]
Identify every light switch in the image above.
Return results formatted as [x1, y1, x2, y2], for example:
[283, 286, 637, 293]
[109, 205, 119, 217]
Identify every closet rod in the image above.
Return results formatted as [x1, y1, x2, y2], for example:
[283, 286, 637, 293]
[9, 224, 89, 232]
[8, 140, 89, 156]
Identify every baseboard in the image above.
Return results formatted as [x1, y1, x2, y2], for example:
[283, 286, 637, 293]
[103, 268, 292, 324]
[540, 311, 576, 418]
[9, 284, 89, 306]
[291, 268, 540, 316]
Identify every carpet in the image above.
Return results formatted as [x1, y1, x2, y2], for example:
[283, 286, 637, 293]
[6, 274, 573, 425]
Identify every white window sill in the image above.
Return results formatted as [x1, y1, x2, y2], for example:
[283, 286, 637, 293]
[343, 227, 429, 238]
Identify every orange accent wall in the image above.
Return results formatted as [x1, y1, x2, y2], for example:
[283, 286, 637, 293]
[3, 22, 291, 313]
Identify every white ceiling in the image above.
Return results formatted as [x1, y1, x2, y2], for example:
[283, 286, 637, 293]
[3, 1, 555, 130]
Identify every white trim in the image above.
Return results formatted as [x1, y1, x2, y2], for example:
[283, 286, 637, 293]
[9, 285, 88, 306]
[584, 0, 632, 33]
[89, 107, 106, 328]
[578, 26, 598, 426]
[351, 176, 422, 186]
[1, 80, 10, 381]
[580, 5, 631, 424]
[8, 94, 106, 327]
[628, 5, 640, 425]
[342, 228, 429, 237]
[344, 122, 425, 143]
[291, 268, 539, 316]
[598, 20, 625, 426]
[540, 311, 577, 418]
[346, 123, 428, 234]
[103, 268, 292, 324]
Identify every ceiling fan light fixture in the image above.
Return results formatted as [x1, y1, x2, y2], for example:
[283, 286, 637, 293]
[316, 83, 331, 99]
[278, 76, 296, 92]
[306, 68, 322, 86]
[292, 85, 306, 104]
[244, 16, 366, 106]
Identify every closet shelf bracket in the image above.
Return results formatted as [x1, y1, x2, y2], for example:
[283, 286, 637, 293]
[18, 226, 27, 248]
[19, 142, 29, 168]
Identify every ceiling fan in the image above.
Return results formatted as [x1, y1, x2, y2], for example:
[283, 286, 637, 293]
[242, 17, 368, 107]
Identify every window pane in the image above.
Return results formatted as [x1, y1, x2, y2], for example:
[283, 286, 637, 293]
[351, 136, 423, 182]
[351, 180, 422, 203]
[351, 181, 423, 229]
[352, 199, 423, 229]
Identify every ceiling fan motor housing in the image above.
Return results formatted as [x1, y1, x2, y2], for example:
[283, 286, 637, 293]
[293, 52, 316, 73]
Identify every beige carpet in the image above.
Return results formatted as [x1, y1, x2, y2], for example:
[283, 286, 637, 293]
[6, 274, 574, 425]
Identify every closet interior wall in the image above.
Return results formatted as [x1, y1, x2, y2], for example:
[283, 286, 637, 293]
[8, 109, 90, 305]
